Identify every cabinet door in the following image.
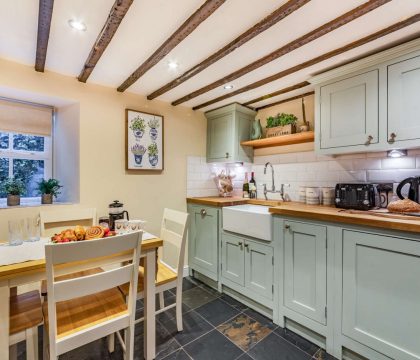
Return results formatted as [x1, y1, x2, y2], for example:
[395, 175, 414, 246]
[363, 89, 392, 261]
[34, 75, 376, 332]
[244, 240, 274, 301]
[388, 55, 420, 143]
[320, 70, 379, 149]
[207, 113, 234, 161]
[235, 113, 253, 163]
[342, 230, 420, 360]
[221, 233, 245, 286]
[284, 221, 327, 325]
[189, 206, 218, 280]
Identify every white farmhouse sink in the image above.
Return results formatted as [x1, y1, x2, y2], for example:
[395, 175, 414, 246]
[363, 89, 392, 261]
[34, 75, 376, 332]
[223, 205, 273, 241]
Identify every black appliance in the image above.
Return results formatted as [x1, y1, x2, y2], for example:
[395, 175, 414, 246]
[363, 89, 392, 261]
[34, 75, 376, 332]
[108, 200, 129, 230]
[396, 177, 420, 203]
[335, 183, 379, 210]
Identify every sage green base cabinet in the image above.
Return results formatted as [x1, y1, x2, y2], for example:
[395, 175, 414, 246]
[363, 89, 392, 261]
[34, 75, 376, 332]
[313, 39, 420, 155]
[205, 103, 256, 163]
[274, 215, 420, 360]
[188, 204, 220, 281]
[221, 232, 274, 308]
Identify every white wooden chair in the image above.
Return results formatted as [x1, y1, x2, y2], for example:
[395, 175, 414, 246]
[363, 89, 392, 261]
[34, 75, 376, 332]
[9, 290, 43, 360]
[119, 208, 189, 331]
[42, 232, 142, 360]
[39, 208, 97, 237]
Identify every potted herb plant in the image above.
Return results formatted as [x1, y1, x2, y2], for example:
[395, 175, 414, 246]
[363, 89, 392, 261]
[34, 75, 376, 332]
[266, 113, 298, 138]
[148, 142, 159, 167]
[38, 178, 62, 204]
[131, 144, 146, 166]
[129, 116, 146, 140]
[147, 118, 160, 141]
[3, 177, 25, 206]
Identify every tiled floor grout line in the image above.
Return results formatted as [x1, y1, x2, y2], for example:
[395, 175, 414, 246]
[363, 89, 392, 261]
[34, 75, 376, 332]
[271, 328, 317, 358]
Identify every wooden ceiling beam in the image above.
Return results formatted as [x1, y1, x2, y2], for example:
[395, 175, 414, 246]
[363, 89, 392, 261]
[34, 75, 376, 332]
[146, 0, 311, 100]
[35, 0, 54, 72]
[173, 0, 390, 106]
[243, 81, 310, 106]
[117, 0, 225, 92]
[256, 91, 315, 111]
[192, 14, 420, 111]
[78, 0, 134, 83]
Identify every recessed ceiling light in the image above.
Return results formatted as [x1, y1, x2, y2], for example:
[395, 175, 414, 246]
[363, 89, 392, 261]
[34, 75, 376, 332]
[224, 84, 234, 90]
[68, 19, 87, 31]
[168, 61, 178, 70]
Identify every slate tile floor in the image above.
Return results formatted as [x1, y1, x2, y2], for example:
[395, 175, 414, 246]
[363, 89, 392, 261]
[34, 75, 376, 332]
[17, 277, 336, 360]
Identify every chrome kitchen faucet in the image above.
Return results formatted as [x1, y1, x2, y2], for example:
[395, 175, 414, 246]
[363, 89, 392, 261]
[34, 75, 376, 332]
[263, 162, 289, 201]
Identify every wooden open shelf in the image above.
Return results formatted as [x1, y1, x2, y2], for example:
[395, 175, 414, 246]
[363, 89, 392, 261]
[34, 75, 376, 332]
[241, 131, 314, 149]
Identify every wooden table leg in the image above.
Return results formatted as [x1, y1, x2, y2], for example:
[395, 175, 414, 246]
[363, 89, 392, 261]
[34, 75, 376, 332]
[0, 281, 10, 360]
[144, 250, 156, 360]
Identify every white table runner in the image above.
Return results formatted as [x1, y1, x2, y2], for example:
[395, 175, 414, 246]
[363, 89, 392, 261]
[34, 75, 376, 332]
[0, 231, 157, 266]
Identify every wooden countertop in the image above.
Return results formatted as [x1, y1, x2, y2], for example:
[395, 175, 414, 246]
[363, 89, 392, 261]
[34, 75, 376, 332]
[186, 197, 284, 207]
[268, 203, 420, 234]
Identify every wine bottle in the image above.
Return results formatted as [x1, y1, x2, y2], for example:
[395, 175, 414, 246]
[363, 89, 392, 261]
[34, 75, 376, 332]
[242, 172, 249, 198]
[249, 172, 256, 199]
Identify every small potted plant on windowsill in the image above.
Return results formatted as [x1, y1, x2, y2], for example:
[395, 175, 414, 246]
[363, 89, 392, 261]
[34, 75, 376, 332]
[3, 177, 25, 206]
[266, 112, 298, 138]
[38, 178, 62, 204]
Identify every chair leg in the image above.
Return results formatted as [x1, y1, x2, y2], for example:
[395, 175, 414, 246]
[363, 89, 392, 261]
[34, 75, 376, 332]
[159, 292, 165, 310]
[42, 326, 48, 360]
[26, 327, 38, 360]
[107, 334, 115, 353]
[9, 343, 18, 360]
[124, 327, 134, 360]
[176, 288, 183, 332]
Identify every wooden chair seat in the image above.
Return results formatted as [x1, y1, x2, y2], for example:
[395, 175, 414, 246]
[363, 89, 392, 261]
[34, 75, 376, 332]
[119, 262, 177, 296]
[40, 268, 104, 296]
[10, 290, 43, 335]
[42, 287, 127, 339]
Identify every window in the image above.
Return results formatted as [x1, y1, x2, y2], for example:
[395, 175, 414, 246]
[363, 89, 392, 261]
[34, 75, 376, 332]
[0, 98, 53, 200]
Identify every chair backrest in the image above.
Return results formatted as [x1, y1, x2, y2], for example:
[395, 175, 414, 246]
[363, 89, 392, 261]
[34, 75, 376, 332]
[159, 208, 189, 278]
[40, 208, 97, 236]
[45, 231, 142, 356]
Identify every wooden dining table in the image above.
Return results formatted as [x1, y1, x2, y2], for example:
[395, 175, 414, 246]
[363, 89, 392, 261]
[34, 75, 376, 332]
[0, 236, 163, 360]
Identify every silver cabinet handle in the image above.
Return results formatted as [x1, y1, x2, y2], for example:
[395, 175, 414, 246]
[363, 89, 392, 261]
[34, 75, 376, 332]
[244, 243, 249, 252]
[284, 224, 290, 230]
[200, 209, 207, 217]
[365, 135, 373, 146]
[238, 241, 243, 250]
[388, 132, 396, 144]
[225, 152, 229, 158]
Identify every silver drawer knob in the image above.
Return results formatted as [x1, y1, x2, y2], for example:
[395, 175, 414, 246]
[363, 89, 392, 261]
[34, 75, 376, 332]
[225, 152, 229, 158]
[365, 135, 373, 146]
[388, 132, 396, 144]
[200, 209, 207, 217]
[284, 224, 290, 230]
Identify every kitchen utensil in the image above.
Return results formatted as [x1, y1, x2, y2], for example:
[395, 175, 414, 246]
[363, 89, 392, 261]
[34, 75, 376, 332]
[108, 200, 129, 230]
[396, 177, 420, 203]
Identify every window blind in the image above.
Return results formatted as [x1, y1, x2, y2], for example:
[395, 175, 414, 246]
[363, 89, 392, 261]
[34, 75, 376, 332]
[0, 98, 53, 136]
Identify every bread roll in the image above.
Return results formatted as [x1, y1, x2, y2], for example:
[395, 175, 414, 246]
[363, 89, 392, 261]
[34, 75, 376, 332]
[85, 226, 105, 240]
[387, 199, 420, 213]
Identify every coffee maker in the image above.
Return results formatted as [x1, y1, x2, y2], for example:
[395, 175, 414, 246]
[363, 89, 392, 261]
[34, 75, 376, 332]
[108, 200, 129, 230]
[396, 177, 420, 203]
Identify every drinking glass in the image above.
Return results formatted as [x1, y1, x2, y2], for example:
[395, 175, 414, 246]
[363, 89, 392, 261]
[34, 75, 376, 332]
[8, 219, 24, 246]
[26, 217, 40, 242]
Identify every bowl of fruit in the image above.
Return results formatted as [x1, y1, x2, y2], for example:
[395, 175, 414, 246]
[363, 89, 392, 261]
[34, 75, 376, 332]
[51, 225, 116, 244]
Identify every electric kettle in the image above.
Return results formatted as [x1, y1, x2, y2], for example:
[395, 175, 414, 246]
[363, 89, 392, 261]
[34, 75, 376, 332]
[396, 177, 420, 203]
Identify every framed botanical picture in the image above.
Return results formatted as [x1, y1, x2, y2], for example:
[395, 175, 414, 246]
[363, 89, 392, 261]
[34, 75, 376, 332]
[126, 109, 164, 171]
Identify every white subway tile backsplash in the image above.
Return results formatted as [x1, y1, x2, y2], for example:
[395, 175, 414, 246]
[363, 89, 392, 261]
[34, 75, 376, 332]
[381, 157, 416, 169]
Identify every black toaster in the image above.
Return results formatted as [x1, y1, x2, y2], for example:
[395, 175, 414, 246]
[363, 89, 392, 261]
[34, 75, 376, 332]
[334, 183, 379, 210]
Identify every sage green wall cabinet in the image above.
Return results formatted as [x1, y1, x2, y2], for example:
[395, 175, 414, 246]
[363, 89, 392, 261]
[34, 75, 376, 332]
[283, 221, 327, 325]
[341, 229, 420, 360]
[312, 39, 420, 155]
[388, 54, 420, 144]
[319, 70, 379, 150]
[188, 204, 219, 281]
[221, 232, 274, 308]
[205, 103, 256, 163]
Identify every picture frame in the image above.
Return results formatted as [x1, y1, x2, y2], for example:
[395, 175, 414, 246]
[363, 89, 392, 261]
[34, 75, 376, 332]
[125, 109, 164, 171]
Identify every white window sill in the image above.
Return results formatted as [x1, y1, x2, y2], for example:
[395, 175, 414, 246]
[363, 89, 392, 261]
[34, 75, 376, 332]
[0, 198, 72, 209]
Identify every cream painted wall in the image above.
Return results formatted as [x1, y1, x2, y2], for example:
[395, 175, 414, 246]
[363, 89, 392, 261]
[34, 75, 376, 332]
[0, 58, 206, 240]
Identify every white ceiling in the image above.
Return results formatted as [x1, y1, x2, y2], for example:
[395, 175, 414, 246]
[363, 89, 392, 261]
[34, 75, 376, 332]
[1, 0, 420, 112]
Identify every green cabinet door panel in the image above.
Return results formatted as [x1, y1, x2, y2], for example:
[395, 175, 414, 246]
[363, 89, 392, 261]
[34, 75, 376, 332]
[236, 113, 253, 163]
[245, 240, 274, 301]
[342, 230, 420, 360]
[207, 113, 234, 161]
[284, 221, 327, 325]
[221, 233, 245, 286]
[189, 205, 219, 280]
[320, 70, 379, 149]
[388, 54, 420, 143]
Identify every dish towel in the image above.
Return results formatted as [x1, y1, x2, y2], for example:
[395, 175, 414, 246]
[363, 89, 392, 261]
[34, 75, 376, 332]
[0, 231, 157, 266]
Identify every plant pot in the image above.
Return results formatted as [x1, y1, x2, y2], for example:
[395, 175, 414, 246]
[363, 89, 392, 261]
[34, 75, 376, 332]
[149, 154, 158, 167]
[134, 154, 144, 166]
[149, 128, 158, 140]
[7, 195, 20, 206]
[41, 194, 53, 204]
[133, 129, 144, 140]
[266, 124, 296, 138]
